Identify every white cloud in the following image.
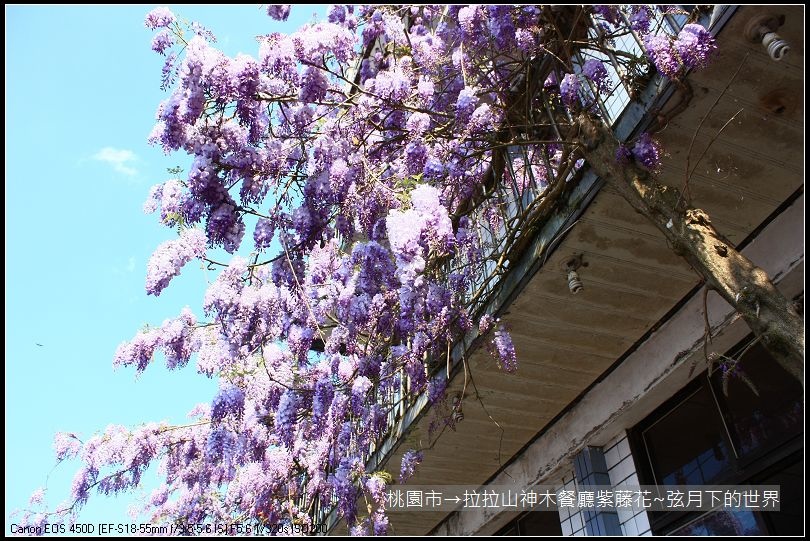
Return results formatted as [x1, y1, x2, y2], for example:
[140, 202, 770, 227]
[92, 147, 138, 176]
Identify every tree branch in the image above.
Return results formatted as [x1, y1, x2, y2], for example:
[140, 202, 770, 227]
[576, 113, 804, 382]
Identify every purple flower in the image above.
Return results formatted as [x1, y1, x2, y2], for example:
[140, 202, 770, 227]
[457, 5, 481, 37]
[293, 22, 356, 64]
[372, 510, 389, 536]
[28, 488, 46, 506]
[592, 5, 620, 25]
[632, 133, 662, 170]
[478, 314, 495, 334]
[515, 28, 536, 53]
[113, 308, 198, 373]
[629, 6, 652, 34]
[253, 218, 275, 250]
[675, 24, 717, 70]
[47, 2, 727, 532]
[312, 378, 334, 427]
[180, 194, 205, 224]
[351, 376, 373, 414]
[287, 324, 315, 362]
[370, 68, 412, 102]
[455, 86, 478, 120]
[582, 59, 610, 95]
[299, 66, 329, 103]
[159, 308, 197, 369]
[145, 228, 207, 296]
[329, 159, 352, 193]
[160, 179, 182, 215]
[427, 378, 446, 404]
[399, 449, 423, 483]
[328, 5, 346, 24]
[560, 74, 580, 107]
[405, 140, 427, 175]
[362, 9, 385, 46]
[205, 426, 234, 462]
[470, 103, 495, 132]
[615, 144, 632, 165]
[488, 5, 515, 49]
[644, 35, 680, 78]
[144, 7, 175, 29]
[211, 384, 245, 422]
[71, 466, 97, 505]
[275, 390, 299, 448]
[259, 34, 298, 82]
[382, 11, 407, 45]
[365, 475, 386, 505]
[406, 112, 431, 136]
[416, 79, 434, 102]
[349, 525, 369, 536]
[491, 327, 518, 372]
[143, 184, 162, 214]
[148, 487, 168, 508]
[266, 5, 291, 21]
[411, 184, 446, 218]
[386, 185, 453, 284]
[53, 432, 81, 461]
[206, 203, 245, 254]
[190, 21, 217, 43]
[113, 328, 160, 373]
[423, 158, 445, 180]
[151, 30, 174, 55]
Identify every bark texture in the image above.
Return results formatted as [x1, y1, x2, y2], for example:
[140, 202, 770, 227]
[576, 113, 804, 381]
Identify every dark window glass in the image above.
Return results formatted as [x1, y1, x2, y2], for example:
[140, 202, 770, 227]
[671, 509, 767, 536]
[641, 385, 732, 485]
[517, 511, 563, 535]
[496, 511, 563, 536]
[758, 456, 804, 535]
[710, 342, 803, 458]
[497, 525, 518, 536]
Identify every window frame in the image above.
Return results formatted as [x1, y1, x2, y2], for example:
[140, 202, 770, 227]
[628, 335, 804, 535]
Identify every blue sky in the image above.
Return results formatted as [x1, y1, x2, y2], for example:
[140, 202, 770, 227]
[5, 5, 326, 530]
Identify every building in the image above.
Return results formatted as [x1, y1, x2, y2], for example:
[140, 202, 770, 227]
[337, 5, 803, 536]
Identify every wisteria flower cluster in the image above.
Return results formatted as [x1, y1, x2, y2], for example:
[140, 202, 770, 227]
[644, 23, 717, 78]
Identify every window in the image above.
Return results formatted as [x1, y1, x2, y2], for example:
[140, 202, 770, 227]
[641, 384, 733, 486]
[710, 341, 803, 460]
[671, 508, 768, 536]
[630, 336, 803, 535]
[496, 511, 563, 536]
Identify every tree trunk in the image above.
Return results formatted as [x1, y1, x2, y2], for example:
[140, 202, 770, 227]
[576, 113, 804, 381]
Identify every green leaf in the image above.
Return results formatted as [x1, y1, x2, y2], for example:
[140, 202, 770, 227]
[372, 470, 394, 485]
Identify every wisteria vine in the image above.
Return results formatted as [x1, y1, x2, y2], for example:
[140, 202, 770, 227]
[17, 5, 717, 535]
